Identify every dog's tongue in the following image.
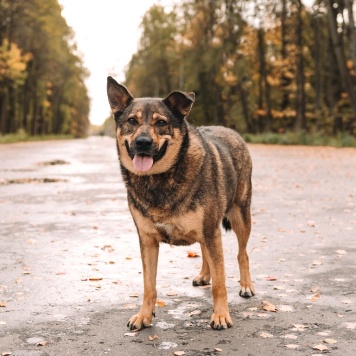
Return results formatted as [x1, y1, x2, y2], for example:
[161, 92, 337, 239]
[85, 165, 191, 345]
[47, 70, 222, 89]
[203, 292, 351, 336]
[133, 155, 153, 172]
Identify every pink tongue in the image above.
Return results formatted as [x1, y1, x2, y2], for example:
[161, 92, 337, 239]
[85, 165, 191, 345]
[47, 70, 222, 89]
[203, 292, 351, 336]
[133, 155, 153, 172]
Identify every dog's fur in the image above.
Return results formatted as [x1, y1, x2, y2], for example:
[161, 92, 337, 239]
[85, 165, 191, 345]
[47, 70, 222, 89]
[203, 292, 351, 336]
[107, 76, 255, 330]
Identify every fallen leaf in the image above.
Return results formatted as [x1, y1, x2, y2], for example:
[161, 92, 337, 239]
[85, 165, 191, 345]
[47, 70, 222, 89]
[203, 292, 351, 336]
[312, 344, 328, 351]
[285, 344, 299, 349]
[129, 292, 139, 298]
[262, 300, 277, 312]
[2, 352, 12, 356]
[89, 277, 103, 281]
[0, 302, 6, 307]
[148, 334, 159, 341]
[265, 276, 277, 281]
[112, 280, 121, 284]
[282, 334, 298, 340]
[324, 338, 337, 344]
[187, 251, 199, 258]
[346, 322, 356, 329]
[174, 352, 185, 356]
[317, 331, 331, 336]
[166, 291, 178, 296]
[125, 257, 132, 260]
[214, 348, 223, 352]
[156, 299, 167, 307]
[260, 332, 273, 338]
[37, 341, 47, 346]
[292, 324, 309, 331]
[124, 332, 138, 337]
[310, 287, 320, 293]
[26, 239, 37, 245]
[311, 293, 321, 302]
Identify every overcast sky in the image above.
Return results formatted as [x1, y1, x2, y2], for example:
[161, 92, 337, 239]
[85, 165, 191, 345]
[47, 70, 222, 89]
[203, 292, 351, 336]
[58, 0, 173, 125]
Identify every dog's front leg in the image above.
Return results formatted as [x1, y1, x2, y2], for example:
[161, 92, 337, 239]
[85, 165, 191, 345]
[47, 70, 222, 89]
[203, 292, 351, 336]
[201, 230, 233, 330]
[127, 235, 159, 330]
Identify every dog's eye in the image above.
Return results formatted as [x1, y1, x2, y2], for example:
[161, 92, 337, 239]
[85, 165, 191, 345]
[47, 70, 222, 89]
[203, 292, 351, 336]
[127, 117, 138, 126]
[156, 120, 167, 127]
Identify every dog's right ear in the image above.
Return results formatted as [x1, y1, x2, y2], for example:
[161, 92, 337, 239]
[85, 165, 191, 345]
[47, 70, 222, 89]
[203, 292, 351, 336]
[107, 76, 134, 115]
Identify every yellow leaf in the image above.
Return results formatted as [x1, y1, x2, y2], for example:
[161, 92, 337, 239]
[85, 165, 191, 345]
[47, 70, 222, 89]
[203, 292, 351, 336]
[156, 299, 166, 307]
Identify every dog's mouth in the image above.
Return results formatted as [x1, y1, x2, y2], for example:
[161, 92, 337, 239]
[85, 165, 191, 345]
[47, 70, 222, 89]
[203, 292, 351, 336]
[125, 140, 168, 172]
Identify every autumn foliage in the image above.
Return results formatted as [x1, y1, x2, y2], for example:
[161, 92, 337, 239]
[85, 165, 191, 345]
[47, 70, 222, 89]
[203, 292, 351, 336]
[0, 0, 89, 137]
[124, 0, 356, 137]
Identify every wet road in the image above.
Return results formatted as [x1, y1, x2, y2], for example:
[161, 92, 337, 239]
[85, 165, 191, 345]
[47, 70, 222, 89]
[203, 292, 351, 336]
[0, 136, 355, 355]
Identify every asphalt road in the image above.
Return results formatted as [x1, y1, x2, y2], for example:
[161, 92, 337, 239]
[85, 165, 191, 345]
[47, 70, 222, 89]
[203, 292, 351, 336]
[0, 136, 355, 355]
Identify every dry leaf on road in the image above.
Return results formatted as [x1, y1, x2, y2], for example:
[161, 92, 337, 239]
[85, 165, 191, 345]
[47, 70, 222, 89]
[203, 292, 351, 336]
[124, 332, 138, 337]
[262, 300, 277, 312]
[312, 344, 329, 351]
[285, 344, 299, 349]
[187, 251, 199, 257]
[324, 338, 337, 344]
[260, 332, 273, 338]
[156, 299, 166, 307]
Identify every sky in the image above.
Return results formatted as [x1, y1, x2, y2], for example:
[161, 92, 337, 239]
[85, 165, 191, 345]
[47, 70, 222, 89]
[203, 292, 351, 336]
[58, 0, 174, 126]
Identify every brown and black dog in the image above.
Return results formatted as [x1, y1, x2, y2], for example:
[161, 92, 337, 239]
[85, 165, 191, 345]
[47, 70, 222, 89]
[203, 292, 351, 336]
[107, 76, 255, 330]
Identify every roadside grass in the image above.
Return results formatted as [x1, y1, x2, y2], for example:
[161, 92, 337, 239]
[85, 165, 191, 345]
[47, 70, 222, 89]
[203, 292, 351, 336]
[243, 131, 356, 148]
[1, 129, 355, 148]
[0, 132, 73, 144]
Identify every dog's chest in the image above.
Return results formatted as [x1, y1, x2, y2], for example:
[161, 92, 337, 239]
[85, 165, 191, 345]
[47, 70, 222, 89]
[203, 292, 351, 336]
[154, 208, 204, 246]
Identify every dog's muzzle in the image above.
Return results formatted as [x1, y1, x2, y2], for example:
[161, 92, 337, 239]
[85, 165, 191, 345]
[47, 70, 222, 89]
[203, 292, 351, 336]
[125, 137, 168, 173]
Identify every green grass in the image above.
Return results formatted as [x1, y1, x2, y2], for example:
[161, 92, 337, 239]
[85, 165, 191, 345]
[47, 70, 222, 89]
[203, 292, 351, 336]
[243, 131, 356, 148]
[0, 132, 73, 144]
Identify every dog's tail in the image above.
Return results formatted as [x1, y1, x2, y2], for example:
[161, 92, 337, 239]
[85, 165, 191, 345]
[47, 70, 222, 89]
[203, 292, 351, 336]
[222, 217, 232, 231]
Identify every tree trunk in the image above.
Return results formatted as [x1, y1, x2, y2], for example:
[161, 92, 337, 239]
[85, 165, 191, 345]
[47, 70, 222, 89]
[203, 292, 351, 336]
[326, 0, 356, 124]
[295, 0, 306, 130]
[257, 28, 272, 131]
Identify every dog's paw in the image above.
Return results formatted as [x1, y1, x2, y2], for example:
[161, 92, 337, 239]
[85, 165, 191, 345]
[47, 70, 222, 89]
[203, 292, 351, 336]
[127, 312, 154, 330]
[239, 285, 255, 298]
[192, 274, 211, 287]
[210, 312, 233, 330]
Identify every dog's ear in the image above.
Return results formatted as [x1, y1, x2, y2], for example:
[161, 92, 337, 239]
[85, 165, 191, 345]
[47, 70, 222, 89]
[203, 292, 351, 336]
[163, 91, 195, 118]
[107, 76, 134, 115]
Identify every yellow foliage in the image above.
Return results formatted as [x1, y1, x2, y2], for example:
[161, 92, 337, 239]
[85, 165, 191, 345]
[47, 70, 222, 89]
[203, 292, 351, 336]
[0, 40, 31, 83]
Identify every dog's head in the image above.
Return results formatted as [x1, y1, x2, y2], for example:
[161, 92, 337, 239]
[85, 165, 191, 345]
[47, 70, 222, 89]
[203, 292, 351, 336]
[107, 76, 194, 175]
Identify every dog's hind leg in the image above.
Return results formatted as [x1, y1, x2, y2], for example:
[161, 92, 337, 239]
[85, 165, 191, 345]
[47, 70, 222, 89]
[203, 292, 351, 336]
[192, 243, 211, 286]
[226, 189, 255, 298]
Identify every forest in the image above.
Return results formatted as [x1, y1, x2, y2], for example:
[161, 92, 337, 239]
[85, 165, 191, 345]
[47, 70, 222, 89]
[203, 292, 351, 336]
[0, 0, 89, 138]
[124, 0, 356, 139]
[1, 0, 356, 141]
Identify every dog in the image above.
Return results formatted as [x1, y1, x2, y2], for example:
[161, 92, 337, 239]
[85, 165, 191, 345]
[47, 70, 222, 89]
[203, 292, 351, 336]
[107, 76, 255, 330]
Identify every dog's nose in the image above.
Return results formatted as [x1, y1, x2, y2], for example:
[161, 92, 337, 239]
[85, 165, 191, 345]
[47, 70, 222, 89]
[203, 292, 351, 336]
[135, 136, 153, 150]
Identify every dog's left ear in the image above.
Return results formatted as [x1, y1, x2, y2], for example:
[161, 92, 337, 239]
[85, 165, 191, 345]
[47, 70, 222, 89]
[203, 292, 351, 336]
[163, 91, 195, 118]
[107, 76, 134, 115]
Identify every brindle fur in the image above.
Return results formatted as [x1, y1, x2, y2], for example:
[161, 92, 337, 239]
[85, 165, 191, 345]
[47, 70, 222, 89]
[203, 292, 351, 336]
[107, 76, 255, 331]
